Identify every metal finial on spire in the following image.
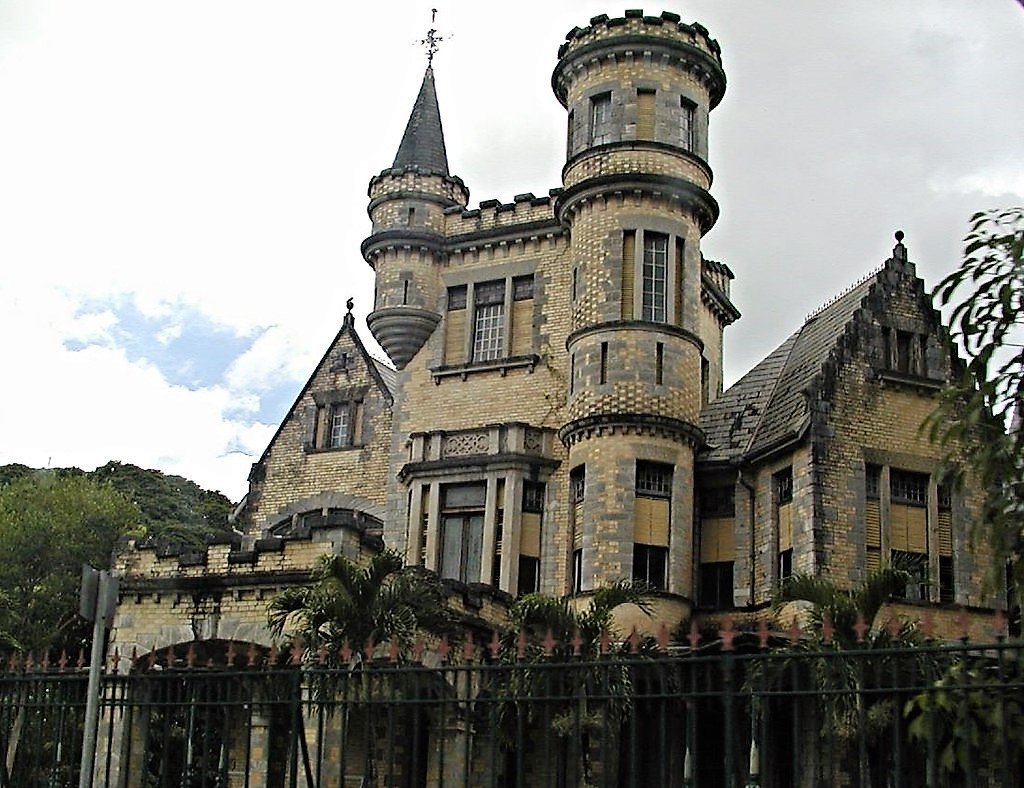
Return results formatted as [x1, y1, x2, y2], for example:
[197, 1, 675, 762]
[419, 9, 446, 66]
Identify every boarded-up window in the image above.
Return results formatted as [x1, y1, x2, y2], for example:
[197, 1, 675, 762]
[636, 90, 656, 139]
[510, 275, 534, 356]
[445, 285, 467, 364]
[622, 231, 636, 319]
[700, 517, 735, 563]
[865, 464, 882, 572]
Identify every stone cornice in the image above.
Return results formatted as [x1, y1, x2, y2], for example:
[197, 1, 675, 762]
[559, 413, 705, 449]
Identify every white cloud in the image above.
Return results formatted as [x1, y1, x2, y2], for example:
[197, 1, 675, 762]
[929, 165, 1024, 201]
[2, 0, 1023, 496]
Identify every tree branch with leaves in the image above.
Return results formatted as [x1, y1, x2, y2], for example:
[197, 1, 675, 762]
[928, 207, 1024, 594]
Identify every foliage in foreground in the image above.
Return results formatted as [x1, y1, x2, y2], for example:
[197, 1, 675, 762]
[928, 207, 1024, 594]
[766, 565, 932, 776]
[905, 651, 1024, 780]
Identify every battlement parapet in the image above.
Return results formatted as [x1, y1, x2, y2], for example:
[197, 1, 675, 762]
[115, 519, 380, 585]
[367, 166, 469, 209]
[441, 190, 561, 242]
[553, 9, 726, 109]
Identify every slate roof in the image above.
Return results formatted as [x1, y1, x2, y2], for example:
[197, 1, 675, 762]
[699, 271, 880, 463]
[371, 357, 397, 397]
[392, 67, 449, 175]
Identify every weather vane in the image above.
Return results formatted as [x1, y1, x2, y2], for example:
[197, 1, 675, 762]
[419, 9, 446, 66]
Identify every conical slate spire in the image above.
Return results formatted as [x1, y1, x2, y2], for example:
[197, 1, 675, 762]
[391, 67, 450, 175]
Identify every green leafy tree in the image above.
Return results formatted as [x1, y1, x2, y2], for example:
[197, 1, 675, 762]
[92, 460, 234, 547]
[904, 651, 1024, 782]
[928, 207, 1024, 594]
[0, 472, 141, 655]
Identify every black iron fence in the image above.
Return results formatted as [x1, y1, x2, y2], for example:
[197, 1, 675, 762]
[2, 630, 1023, 787]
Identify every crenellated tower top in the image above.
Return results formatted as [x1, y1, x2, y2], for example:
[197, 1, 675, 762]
[552, 10, 725, 110]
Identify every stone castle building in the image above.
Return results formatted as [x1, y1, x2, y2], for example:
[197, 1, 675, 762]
[110, 9, 999, 664]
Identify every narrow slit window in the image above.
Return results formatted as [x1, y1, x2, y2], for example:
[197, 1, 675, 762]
[590, 92, 613, 146]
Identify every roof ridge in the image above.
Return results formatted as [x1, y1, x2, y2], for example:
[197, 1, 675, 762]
[805, 264, 883, 321]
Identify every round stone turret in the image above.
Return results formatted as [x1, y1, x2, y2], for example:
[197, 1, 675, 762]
[553, 11, 727, 603]
[362, 67, 469, 370]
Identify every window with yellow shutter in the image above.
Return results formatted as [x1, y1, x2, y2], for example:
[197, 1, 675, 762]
[633, 462, 671, 589]
[518, 482, 544, 595]
[445, 285, 467, 364]
[699, 485, 735, 607]
[774, 467, 794, 581]
[570, 466, 585, 593]
[889, 469, 928, 600]
[938, 485, 954, 603]
[636, 89, 656, 139]
[442, 274, 535, 371]
[622, 231, 636, 320]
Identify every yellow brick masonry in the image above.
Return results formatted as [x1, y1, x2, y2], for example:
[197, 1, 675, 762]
[563, 145, 712, 192]
[245, 328, 392, 532]
[444, 198, 559, 238]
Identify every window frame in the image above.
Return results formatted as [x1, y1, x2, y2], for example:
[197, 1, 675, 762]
[699, 561, 733, 609]
[439, 482, 487, 584]
[865, 461, 956, 604]
[641, 232, 669, 323]
[679, 97, 695, 151]
[441, 273, 536, 374]
[634, 461, 672, 591]
[307, 392, 364, 453]
[590, 91, 613, 146]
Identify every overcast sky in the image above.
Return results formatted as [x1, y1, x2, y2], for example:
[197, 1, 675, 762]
[1, 1, 1021, 500]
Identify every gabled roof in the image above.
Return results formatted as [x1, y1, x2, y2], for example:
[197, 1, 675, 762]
[699, 268, 882, 464]
[247, 312, 396, 478]
[392, 67, 450, 175]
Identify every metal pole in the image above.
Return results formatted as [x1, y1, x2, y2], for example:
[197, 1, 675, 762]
[79, 569, 117, 788]
[78, 593, 106, 788]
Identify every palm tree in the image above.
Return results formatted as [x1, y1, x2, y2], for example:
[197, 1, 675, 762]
[267, 549, 457, 786]
[493, 581, 655, 787]
[267, 548, 456, 663]
[765, 563, 927, 785]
